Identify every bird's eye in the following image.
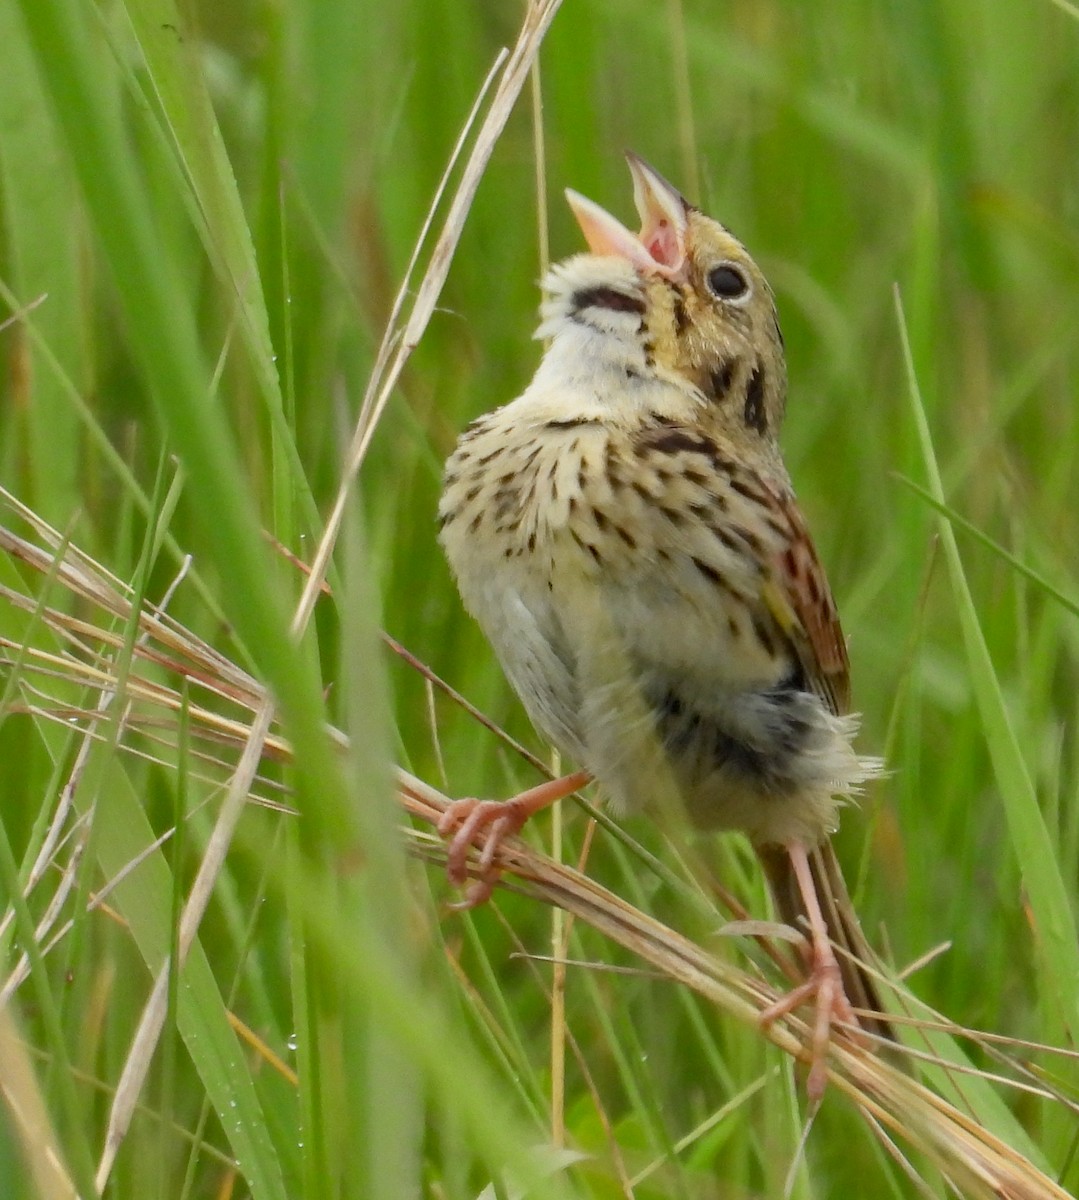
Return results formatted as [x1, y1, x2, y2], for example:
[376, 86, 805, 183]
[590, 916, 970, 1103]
[706, 264, 749, 301]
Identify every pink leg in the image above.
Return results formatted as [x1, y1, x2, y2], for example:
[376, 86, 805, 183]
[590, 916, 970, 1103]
[437, 769, 592, 908]
[759, 841, 859, 1101]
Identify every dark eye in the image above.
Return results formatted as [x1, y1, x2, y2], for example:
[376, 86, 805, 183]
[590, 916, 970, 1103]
[706, 264, 749, 300]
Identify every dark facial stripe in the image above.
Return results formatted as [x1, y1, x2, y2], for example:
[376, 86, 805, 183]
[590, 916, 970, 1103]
[744, 367, 767, 434]
[708, 361, 735, 402]
[571, 286, 646, 316]
[672, 291, 690, 336]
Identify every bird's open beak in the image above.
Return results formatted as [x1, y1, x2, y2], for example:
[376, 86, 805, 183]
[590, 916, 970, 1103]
[626, 152, 690, 272]
[565, 152, 690, 279]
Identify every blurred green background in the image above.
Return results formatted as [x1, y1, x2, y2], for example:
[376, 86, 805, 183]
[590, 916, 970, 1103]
[1, 0, 1078, 1196]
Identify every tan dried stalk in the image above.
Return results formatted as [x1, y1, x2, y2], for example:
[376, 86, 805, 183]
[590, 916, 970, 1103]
[0, 0, 1074, 1190]
[1, 486, 1077, 1198]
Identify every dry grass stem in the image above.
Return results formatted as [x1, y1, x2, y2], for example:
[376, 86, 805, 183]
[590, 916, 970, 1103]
[1, 5, 1074, 1192]
[3, 3, 567, 1187]
[2, 480, 1077, 1198]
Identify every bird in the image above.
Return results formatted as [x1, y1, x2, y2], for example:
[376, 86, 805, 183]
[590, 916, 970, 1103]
[436, 153, 890, 1097]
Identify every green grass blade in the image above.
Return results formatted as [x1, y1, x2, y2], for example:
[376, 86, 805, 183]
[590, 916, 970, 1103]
[115, 0, 321, 541]
[894, 475, 1079, 621]
[896, 287, 1079, 1051]
[0, 811, 100, 1198]
[0, 1, 84, 526]
[12, 0, 350, 848]
[88, 763, 289, 1200]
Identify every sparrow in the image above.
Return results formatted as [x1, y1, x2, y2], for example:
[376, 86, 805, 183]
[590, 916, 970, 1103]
[436, 153, 889, 1096]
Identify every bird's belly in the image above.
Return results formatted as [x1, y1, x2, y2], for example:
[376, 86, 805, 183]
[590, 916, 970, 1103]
[441, 430, 866, 845]
[596, 571, 785, 689]
[449, 549, 588, 763]
[451, 536, 867, 845]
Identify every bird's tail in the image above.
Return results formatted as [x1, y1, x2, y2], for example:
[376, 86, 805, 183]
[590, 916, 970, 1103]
[757, 840, 895, 1045]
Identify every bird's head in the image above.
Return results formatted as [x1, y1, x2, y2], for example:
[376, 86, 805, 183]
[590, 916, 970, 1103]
[542, 154, 788, 441]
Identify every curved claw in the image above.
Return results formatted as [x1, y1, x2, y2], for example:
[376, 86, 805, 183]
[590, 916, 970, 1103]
[438, 798, 530, 904]
[759, 940, 859, 1101]
[436, 770, 593, 910]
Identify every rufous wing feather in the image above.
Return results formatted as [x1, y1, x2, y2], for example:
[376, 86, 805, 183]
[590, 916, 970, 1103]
[761, 489, 851, 717]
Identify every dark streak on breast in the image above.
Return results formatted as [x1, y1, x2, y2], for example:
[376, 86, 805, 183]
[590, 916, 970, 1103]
[638, 424, 736, 477]
[691, 555, 723, 586]
[712, 525, 745, 557]
[604, 440, 622, 481]
[729, 476, 769, 507]
[645, 429, 709, 457]
[544, 417, 601, 430]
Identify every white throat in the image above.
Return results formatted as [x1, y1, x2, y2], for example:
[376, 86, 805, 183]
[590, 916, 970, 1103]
[531, 255, 651, 395]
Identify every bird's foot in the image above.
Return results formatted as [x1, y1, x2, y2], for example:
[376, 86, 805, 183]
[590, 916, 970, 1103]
[437, 770, 592, 909]
[437, 797, 532, 908]
[759, 925, 861, 1101]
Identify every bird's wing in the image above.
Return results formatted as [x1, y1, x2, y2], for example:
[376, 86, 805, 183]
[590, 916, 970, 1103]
[760, 489, 850, 717]
[559, 419, 852, 718]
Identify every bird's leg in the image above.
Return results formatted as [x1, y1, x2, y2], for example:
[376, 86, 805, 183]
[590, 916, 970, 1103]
[759, 840, 859, 1101]
[437, 769, 592, 908]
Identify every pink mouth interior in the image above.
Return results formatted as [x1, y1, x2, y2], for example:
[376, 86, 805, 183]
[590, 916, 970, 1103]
[643, 219, 681, 269]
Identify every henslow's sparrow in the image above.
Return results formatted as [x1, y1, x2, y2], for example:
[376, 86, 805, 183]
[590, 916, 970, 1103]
[437, 154, 889, 1096]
